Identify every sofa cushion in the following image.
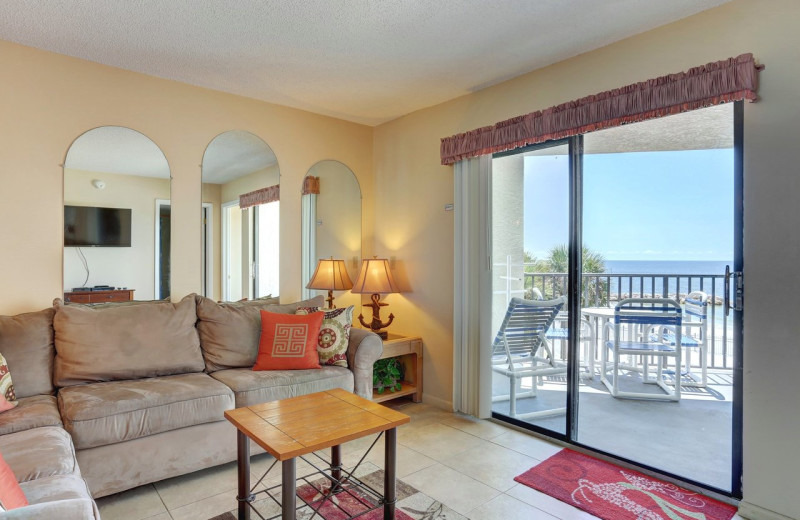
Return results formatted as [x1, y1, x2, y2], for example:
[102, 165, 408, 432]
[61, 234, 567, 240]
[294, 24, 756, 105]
[0, 308, 55, 398]
[0, 451, 27, 509]
[210, 366, 353, 407]
[53, 294, 205, 386]
[0, 426, 79, 483]
[0, 498, 100, 519]
[58, 373, 234, 449]
[196, 294, 324, 372]
[19, 474, 95, 511]
[0, 395, 62, 436]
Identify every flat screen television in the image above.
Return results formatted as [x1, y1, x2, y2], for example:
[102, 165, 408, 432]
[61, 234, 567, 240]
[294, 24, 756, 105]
[64, 206, 132, 247]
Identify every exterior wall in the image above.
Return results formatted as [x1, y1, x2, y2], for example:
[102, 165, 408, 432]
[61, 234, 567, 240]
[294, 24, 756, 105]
[491, 154, 525, 336]
[372, 1, 800, 517]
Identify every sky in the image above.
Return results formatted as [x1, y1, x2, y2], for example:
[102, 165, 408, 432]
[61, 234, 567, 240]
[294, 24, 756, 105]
[521, 149, 734, 262]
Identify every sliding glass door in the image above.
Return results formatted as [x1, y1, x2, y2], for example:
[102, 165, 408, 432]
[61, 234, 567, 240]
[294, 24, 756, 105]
[490, 140, 571, 436]
[578, 104, 737, 492]
[485, 103, 743, 496]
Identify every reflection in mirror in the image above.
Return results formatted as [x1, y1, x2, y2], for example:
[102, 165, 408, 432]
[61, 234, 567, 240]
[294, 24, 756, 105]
[301, 161, 361, 307]
[63, 126, 171, 303]
[202, 131, 279, 301]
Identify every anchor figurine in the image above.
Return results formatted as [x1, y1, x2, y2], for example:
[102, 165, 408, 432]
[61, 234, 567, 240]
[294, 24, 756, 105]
[358, 293, 394, 339]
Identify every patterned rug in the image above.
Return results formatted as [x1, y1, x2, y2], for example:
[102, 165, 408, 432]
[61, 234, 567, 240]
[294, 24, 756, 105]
[208, 469, 463, 520]
[515, 449, 737, 520]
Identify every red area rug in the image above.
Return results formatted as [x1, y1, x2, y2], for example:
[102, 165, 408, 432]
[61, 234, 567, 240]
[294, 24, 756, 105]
[515, 449, 737, 520]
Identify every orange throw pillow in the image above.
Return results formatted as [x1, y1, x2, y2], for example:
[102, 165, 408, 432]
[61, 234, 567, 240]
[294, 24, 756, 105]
[0, 450, 27, 510]
[0, 395, 15, 414]
[253, 310, 324, 371]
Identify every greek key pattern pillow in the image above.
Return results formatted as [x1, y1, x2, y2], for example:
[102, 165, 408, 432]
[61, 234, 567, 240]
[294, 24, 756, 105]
[297, 306, 353, 368]
[0, 353, 17, 404]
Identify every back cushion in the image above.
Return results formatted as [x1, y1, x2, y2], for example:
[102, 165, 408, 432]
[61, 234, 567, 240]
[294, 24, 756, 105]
[195, 295, 325, 372]
[0, 308, 55, 398]
[53, 294, 204, 387]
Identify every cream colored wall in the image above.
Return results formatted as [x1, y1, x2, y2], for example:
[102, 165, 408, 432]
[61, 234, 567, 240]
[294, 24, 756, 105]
[372, 1, 800, 517]
[64, 168, 170, 299]
[0, 38, 373, 315]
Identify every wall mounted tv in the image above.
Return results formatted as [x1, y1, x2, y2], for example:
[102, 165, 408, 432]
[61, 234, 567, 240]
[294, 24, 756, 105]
[64, 206, 132, 247]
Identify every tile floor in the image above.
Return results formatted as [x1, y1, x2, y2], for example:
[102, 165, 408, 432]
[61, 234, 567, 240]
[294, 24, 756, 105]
[96, 400, 743, 520]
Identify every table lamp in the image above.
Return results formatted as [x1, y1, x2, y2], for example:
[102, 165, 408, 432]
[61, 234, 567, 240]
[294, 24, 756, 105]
[351, 257, 400, 339]
[305, 258, 353, 309]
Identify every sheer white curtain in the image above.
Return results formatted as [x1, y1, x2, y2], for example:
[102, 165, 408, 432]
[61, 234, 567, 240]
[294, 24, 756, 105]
[301, 193, 317, 300]
[452, 156, 493, 418]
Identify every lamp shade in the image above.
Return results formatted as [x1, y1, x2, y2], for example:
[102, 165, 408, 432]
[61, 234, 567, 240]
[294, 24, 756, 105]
[351, 258, 399, 294]
[306, 258, 354, 291]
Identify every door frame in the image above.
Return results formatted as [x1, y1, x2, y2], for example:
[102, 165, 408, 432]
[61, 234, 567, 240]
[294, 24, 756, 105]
[154, 199, 170, 299]
[201, 203, 214, 299]
[487, 102, 744, 498]
[220, 200, 238, 301]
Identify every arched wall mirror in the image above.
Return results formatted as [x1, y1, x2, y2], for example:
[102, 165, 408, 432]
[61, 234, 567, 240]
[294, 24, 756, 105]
[301, 160, 362, 307]
[63, 126, 171, 302]
[201, 130, 279, 302]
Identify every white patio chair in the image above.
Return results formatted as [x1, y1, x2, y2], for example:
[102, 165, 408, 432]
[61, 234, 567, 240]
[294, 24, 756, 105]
[545, 314, 595, 378]
[491, 296, 567, 419]
[529, 288, 595, 378]
[601, 298, 682, 401]
[650, 291, 709, 387]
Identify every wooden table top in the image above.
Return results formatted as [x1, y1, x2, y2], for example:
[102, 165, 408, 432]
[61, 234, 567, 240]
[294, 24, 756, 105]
[224, 388, 410, 461]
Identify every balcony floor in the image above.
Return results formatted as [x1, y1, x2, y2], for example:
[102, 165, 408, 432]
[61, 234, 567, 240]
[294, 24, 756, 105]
[492, 369, 734, 491]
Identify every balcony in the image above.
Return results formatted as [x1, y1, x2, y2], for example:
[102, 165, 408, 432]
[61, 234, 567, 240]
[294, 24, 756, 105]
[491, 264, 735, 491]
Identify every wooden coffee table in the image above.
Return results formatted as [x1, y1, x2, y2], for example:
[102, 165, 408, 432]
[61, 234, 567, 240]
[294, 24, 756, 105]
[224, 388, 410, 520]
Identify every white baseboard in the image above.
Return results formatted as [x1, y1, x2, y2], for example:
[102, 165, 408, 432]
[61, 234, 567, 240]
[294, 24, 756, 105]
[421, 393, 453, 411]
[739, 501, 797, 520]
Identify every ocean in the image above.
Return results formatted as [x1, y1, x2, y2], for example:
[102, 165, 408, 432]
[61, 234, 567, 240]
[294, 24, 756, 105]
[598, 260, 731, 302]
[597, 259, 734, 336]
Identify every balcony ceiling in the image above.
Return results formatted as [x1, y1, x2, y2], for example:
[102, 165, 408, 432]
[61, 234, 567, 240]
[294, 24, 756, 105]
[0, 1, 729, 126]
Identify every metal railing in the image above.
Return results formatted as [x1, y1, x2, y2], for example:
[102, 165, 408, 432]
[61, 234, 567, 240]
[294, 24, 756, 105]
[521, 270, 732, 369]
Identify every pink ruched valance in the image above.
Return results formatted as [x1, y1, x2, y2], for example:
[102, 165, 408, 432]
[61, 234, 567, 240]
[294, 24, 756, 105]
[240, 185, 279, 209]
[440, 53, 763, 165]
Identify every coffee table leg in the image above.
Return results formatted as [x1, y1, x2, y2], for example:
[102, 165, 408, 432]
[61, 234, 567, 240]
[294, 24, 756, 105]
[331, 444, 342, 490]
[236, 430, 251, 520]
[282, 458, 296, 520]
[384, 427, 397, 519]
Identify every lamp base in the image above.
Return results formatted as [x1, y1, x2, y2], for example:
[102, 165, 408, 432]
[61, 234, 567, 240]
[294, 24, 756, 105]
[357, 293, 394, 340]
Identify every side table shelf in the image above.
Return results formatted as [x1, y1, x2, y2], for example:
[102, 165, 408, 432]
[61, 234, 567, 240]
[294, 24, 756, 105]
[372, 333, 423, 403]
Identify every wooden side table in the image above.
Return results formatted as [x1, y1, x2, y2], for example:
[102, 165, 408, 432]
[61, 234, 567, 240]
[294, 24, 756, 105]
[373, 333, 423, 404]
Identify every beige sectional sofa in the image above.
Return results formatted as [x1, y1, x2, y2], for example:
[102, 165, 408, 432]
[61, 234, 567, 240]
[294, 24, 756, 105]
[0, 294, 383, 518]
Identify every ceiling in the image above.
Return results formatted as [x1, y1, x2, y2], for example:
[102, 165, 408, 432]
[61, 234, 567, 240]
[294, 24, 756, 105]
[521, 104, 733, 157]
[65, 126, 170, 178]
[0, 1, 729, 126]
[64, 126, 277, 181]
[202, 131, 278, 184]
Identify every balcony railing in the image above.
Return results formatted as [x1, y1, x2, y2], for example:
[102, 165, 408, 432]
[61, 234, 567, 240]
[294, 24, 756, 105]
[526, 271, 731, 369]
[493, 258, 733, 370]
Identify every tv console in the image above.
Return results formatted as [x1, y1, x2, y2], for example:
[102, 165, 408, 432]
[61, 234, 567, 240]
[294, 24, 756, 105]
[64, 289, 135, 304]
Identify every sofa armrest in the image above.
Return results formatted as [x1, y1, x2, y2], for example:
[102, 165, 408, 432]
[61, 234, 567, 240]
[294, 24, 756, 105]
[0, 498, 100, 519]
[346, 328, 383, 400]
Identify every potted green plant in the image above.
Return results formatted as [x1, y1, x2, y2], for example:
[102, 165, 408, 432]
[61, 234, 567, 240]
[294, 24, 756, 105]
[373, 358, 405, 394]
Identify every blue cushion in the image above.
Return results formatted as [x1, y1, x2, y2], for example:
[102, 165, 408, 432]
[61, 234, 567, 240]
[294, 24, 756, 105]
[606, 341, 676, 353]
[648, 332, 700, 347]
